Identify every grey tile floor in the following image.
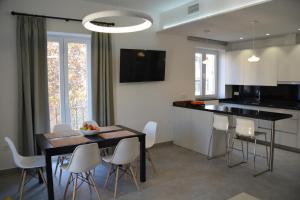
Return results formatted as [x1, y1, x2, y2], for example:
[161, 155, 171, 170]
[0, 143, 300, 200]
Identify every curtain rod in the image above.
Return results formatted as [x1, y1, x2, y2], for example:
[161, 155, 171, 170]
[11, 11, 115, 26]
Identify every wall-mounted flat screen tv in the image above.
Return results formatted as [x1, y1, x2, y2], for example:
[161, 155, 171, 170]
[120, 49, 166, 83]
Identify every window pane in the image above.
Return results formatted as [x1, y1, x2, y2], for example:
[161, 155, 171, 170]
[205, 54, 216, 95]
[195, 53, 202, 96]
[47, 41, 61, 129]
[195, 81, 202, 96]
[67, 42, 89, 129]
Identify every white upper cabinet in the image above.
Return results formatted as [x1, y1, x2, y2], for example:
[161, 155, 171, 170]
[225, 50, 245, 85]
[244, 47, 279, 86]
[277, 44, 300, 82]
[225, 47, 279, 86]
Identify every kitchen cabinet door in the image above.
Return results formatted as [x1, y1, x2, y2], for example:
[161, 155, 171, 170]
[225, 50, 244, 85]
[244, 47, 279, 86]
[278, 44, 300, 82]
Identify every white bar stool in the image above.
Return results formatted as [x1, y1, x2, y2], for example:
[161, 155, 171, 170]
[229, 118, 269, 172]
[207, 114, 231, 164]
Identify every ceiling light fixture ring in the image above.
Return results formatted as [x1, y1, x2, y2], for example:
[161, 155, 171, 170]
[82, 10, 153, 33]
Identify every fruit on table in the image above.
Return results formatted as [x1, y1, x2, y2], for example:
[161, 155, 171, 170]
[80, 122, 100, 131]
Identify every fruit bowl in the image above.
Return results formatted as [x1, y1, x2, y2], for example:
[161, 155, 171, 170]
[79, 129, 98, 136]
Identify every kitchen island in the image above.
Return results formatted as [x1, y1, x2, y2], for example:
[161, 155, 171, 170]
[172, 101, 292, 175]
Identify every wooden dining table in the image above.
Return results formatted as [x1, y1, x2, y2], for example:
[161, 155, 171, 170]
[36, 125, 146, 200]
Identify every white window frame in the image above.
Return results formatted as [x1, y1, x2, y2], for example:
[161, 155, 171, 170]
[47, 32, 92, 126]
[195, 48, 218, 99]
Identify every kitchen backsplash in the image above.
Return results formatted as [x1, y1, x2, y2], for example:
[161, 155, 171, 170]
[230, 84, 300, 101]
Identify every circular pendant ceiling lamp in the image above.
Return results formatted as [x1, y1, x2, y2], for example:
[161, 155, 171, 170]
[82, 10, 153, 33]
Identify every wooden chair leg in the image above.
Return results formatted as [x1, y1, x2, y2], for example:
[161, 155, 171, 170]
[19, 170, 27, 200]
[64, 173, 72, 199]
[72, 174, 78, 200]
[38, 168, 47, 185]
[129, 166, 139, 191]
[147, 150, 156, 173]
[104, 164, 113, 188]
[89, 174, 102, 200]
[85, 172, 92, 192]
[135, 158, 139, 177]
[113, 166, 119, 199]
[18, 169, 25, 192]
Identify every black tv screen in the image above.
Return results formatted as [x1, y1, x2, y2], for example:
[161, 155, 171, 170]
[120, 49, 166, 83]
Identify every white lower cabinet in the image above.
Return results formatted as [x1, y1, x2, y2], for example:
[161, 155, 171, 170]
[173, 104, 300, 155]
[222, 103, 300, 149]
[173, 107, 226, 156]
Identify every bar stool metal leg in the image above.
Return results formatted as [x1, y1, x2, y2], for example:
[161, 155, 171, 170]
[241, 140, 245, 161]
[253, 138, 257, 169]
[264, 133, 269, 167]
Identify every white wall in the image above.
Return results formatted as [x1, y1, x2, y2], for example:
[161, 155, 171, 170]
[0, 0, 225, 170]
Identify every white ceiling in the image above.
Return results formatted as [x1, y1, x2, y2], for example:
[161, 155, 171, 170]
[84, 0, 192, 13]
[84, 0, 300, 42]
[161, 0, 300, 42]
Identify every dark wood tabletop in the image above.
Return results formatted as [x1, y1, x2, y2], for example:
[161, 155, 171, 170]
[36, 125, 146, 200]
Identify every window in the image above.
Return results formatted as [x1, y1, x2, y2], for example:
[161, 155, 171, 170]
[195, 49, 218, 98]
[47, 33, 91, 130]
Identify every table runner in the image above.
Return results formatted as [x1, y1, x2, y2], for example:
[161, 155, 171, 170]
[99, 130, 136, 139]
[49, 136, 91, 148]
[97, 126, 122, 133]
[44, 130, 80, 139]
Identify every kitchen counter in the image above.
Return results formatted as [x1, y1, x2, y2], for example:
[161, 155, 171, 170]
[173, 101, 292, 121]
[220, 99, 300, 110]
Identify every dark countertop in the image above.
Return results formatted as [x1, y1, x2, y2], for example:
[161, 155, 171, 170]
[220, 99, 300, 110]
[173, 101, 292, 121]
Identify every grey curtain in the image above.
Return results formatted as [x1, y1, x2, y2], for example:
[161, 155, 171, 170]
[17, 16, 50, 156]
[91, 32, 114, 126]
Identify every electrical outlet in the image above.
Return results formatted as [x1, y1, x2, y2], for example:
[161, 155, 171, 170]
[234, 92, 239, 96]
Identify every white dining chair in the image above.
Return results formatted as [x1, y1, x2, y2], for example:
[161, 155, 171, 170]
[53, 123, 73, 184]
[143, 121, 158, 172]
[207, 114, 231, 164]
[63, 143, 102, 200]
[4, 137, 47, 200]
[229, 118, 269, 171]
[102, 137, 140, 199]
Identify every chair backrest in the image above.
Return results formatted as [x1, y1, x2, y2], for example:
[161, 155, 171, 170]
[53, 123, 72, 132]
[67, 143, 101, 173]
[235, 118, 255, 137]
[84, 120, 99, 127]
[213, 115, 229, 131]
[111, 137, 139, 165]
[4, 137, 23, 168]
[143, 121, 157, 148]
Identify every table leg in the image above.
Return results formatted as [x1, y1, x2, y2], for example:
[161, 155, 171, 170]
[37, 145, 43, 184]
[269, 121, 275, 171]
[45, 153, 54, 200]
[139, 135, 146, 182]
